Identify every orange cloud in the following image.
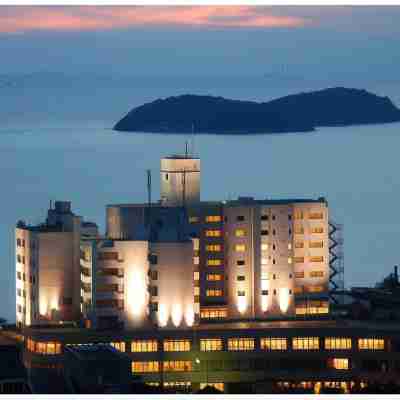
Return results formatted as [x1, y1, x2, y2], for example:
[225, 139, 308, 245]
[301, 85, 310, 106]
[0, 6, 308, 34]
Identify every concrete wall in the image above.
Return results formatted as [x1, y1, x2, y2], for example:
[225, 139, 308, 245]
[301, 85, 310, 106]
[160, 157, 200, 206]
[150, 241, 195, 328]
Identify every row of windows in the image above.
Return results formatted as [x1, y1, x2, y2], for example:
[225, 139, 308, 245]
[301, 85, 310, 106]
[202, 212, 323, 223]
[206, 273, 223, 281]
[295, 301, 329, 315]
[293, 256, 324, 263]
[164, 340, 191, 352]
[294, 285, 326, 294]
[206, 289, 223, 297]
[29, 336, 385, 356]
[206, 259, 222, 266]
[205, 230, 221, 237]
[132, 361, 192, 373]
[200, 307, 227, 319]
[295, 271, 325, 278]
[26, 338, 62, 355]
[205, 244, 222, 252]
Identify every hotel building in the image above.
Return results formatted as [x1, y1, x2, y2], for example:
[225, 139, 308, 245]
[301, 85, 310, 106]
[16, 153, 398, 394]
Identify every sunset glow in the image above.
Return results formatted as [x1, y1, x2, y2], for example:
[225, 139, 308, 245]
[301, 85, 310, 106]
[0, 6, 307, 34]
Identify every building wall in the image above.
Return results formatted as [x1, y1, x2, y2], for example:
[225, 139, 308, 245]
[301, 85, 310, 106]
[149, 241, 195, 328]
[225, 205, 255, 319]
[15, 228, 37, 327]
[254, 204, 295, 318]
[160, 157, 200, 206]
[292, 202, 330, 314]
[38, 232, 76, 321]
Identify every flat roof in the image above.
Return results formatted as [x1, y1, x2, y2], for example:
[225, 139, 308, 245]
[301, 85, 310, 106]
[64, 343, 129, 362]
[22, 319, 400, 342]
[107, 198, 326, 209]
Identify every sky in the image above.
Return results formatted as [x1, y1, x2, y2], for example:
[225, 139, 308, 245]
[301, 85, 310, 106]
[0, 6, 400, 79]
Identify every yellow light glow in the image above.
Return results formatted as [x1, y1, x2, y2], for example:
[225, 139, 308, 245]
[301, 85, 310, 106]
[171, 303, 183, 327]
[39, 297, 48, 316]
[261, 295, 268, 312]
[279, 288, 290, 313]
[185, 304, 194, 327]
[237, 296, 247, 314]
[158, 303, 168, 327]
[50, 297, 58, 311]
[127, 267, 147, 318]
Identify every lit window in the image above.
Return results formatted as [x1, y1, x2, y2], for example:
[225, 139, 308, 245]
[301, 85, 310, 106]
[295, 271, 304, 278]
[205, 230, 221, 237]
[310, 256, 324, 263]
[194, 287, 200, 295]
[309, 212, 323, 220]
[235, 244, 246, 252]
[163, 360, 192, 372]
[205, 215, 222, 223]
[288, 243, 292, 250]
[288, 257, 292, 264]
[260, 338, 287, 351]
[200, 307, 227, 319]
[164, 382, 191, 389]
[132, 361, 159, 373]
[207, 259, 222, 266]
[296, 300, 329, 315]
[310, 227, 324, 234]
[294, 210, 304, 220]
[261, 243, 268, 251]
[235, 229, 246, 237]
[292, 337, 319, 350]
[206, 273, 223, 281]
[310, 270, 324, 278]
[261, 258, 268, 265]
[295, 241, 304, 248]
[193, 271, 199, 281]
[200, 339, 223, 351]
[328, 358, 349, 370]
[200, 383, 224, 392]
[228, 338, 255, 351]
[206, 244, 222, 252]
[358, 338, 385, 350]
[110, 341, 126, 352]
[189, 216, 199, 223]
[131, 340, 158, 352]
[294, 286, 303, 294]
[306, 285, 325, 293]
[206, 289, 223, 297]
[294, 226, 304, 234]
[309, 241, 324, 248]
[325, 338, 352, 350]
[164, 340, 191, 352]
[294, 257, 304, 263]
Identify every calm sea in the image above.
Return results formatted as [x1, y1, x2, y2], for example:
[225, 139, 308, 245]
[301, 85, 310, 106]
[1, 75, 399, 322]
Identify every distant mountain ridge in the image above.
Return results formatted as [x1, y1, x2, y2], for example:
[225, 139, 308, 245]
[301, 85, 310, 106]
[113, 87, 400, 134]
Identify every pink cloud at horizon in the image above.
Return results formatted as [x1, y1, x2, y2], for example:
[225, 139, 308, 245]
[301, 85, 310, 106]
[0, 6, 309, 34]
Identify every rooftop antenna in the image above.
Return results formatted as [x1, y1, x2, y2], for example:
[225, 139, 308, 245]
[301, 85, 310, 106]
[185, 140, 189, 158]
[191, 122, 195, 156]
[146, 169, 152, 238]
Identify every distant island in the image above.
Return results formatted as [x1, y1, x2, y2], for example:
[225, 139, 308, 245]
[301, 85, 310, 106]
[113, 87, 400, 134]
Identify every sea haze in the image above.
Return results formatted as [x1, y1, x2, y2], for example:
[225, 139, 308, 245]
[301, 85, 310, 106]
[1, 74, 400, 323]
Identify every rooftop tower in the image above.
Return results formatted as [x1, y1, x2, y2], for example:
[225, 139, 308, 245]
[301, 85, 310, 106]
[160, 151, 200, 206]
